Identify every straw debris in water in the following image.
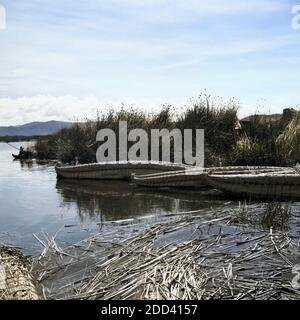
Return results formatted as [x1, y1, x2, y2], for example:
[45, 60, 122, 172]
[32, 214, 300, 300]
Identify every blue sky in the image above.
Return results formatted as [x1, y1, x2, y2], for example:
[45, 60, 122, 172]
[0, 0, 299, 125]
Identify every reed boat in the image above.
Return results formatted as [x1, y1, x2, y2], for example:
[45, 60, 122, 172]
[206, 170, 300, 199]
[0, 246, 39, 300]
[132, 168, 206, 188]
[55, 161, 189, 180]
[132, 166, 293, 188]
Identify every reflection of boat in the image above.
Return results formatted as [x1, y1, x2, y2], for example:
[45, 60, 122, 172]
[132, 166, 293, 188]
[55, 179, 226, 222]
[56, 178, 182, 220]
[56, 179, 136, 197]
[206, 171, 300, 200]
[55, 161, 189, 180]
[56, 178, 224, 200]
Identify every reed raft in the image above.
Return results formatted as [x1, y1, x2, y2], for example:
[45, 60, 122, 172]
[0, 246, 39, 300]
[56, 161, 189, 180]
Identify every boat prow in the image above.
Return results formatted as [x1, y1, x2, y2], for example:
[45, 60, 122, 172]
[12, 153, 21, 160]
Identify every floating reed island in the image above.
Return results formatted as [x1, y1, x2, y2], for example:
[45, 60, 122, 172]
[31, 205, 300, 300]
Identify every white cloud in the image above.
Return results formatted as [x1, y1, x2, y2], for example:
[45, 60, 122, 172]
[0, 95, 100, 125]
[0, 0, 297, 124]
[0, 94, 176, 126]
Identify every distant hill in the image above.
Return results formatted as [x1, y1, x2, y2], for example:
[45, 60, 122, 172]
[240, 108, 297, 126]
[0, 121, 75, 137]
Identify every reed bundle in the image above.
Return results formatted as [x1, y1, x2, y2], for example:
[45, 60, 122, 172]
[0, 247, 39, 300]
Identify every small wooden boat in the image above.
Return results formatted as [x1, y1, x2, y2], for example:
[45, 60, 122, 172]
[206, 170, 300, 200]
[12, 153, 21, 160]
[55, 161, 190, 180]
[12, 153, 33, 161]
[132, 166, 294, 188]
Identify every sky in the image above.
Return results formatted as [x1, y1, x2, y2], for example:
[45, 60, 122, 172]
[0, 0, 299, 125]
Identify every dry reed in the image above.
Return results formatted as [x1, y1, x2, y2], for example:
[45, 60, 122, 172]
[32, 213, 300, 300]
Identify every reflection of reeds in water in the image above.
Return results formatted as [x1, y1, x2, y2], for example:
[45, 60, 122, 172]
[231, 202, 292, 231]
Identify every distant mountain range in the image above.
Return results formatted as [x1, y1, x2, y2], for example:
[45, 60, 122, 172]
[0, 121, 75, 137]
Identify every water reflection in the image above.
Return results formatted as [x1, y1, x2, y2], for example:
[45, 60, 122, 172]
[56, 180, 188, 221]
[0, 142, 228, 255]
[5, 142, 300, 255]
[56, 179, 224, 222]
[18, 159, 35, 169]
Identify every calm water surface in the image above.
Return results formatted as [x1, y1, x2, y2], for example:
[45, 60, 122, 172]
[1, 142, 300, 255]
[0, 142, 228, 254]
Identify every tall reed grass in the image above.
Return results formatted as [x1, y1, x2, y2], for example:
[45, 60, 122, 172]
[33, 95, 299, 167]
[276, 112, 300, 165]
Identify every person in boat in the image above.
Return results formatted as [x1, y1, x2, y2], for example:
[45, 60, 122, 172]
[19, 146, 25, 158]
[16, 146, 31, 160]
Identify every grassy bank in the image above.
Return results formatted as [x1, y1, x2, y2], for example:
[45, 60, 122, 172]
[32, 95, 299, 167]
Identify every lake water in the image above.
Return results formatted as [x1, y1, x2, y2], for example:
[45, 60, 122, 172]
[0, 142, 231, 255]
[1, 142, 300, 257]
